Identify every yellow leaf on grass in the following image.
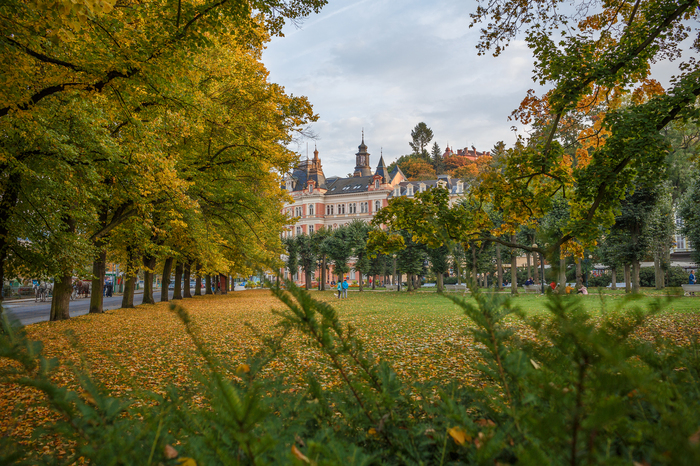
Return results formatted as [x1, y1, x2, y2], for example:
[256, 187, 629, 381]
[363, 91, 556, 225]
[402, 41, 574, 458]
[448, 426, 470, 445]
[368, 428, 378, 436]
[178, 458, 197, 466]
[236, 363, 250, 374]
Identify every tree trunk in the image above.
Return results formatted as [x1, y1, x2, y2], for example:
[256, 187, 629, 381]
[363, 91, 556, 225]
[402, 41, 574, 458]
[122, 275, 136, 309]
[393, 257, 397, 286]
[305, 269, 311, 290]
[534, 252, 540, 285]
[526, 252, 532, 283]
[89, 246, 107, 313]
[173, 261, 183, 300]
[611, 267, 617, 290]
[496, 244, 503, 291]
[511, 236, 518, 295]
[205, 274, 213, 295]
[437, 272, 444, 293]
[575, 258, 583, 290]
[183, 262, 192, 298]
[407, 273, 414, 292]
[559, 257, 567, 294]
[321, 256, 326, 291]
[632, 260, 640, 294]
[653, 252, 663, 290]
[142, 254, 156, 304]
[0, 171, 20, 305]
[50, 274, 73, 321]
[194, 263, 202, 296]
[358, 269, 363, 292]
[372, 274, 377, 290]
[624, 264, 631, 293]
[161, 257, 173, 302]
[472, 245, 478, 289]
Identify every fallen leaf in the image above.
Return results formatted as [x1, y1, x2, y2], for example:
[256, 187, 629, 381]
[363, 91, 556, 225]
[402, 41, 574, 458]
[236, 363, 250, 374]
[164, 444, 178, 459]
[291, 445, 309, 463]
[448, 426, 470, 445]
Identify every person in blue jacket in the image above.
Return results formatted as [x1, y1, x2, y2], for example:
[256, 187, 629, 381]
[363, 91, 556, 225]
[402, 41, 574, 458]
[689, 270, 696, 285]
[342, 278, 349, 298]
[337, 280, 342, 298]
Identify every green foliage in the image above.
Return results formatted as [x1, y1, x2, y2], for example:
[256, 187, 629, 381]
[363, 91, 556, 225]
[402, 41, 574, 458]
[4, 286, 700, 464]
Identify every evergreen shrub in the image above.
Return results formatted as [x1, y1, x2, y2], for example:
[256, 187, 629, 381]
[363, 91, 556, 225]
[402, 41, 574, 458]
[2, 287, 700, 465]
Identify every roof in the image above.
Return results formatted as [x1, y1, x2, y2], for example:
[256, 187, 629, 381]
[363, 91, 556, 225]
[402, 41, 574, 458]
[326, 176, 373, 195]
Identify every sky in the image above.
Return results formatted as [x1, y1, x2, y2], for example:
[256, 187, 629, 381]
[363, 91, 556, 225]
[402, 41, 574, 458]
[261, 0, 687, 178]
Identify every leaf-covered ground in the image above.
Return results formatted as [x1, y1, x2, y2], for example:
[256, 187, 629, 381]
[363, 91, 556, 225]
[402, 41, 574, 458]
[2, 289, 700, 454]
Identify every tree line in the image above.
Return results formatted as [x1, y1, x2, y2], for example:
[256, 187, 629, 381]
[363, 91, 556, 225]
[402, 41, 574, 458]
[0, 0, 327, 319]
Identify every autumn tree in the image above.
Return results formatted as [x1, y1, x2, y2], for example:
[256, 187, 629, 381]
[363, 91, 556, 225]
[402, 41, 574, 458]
[466, 0, 700, 264]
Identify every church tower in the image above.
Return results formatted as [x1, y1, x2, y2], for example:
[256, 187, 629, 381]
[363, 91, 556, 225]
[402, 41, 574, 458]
[353, 130, 372, 177]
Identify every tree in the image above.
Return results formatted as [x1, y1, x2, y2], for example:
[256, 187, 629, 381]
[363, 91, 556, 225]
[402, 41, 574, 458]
[282, 237, 299, 282]
[326, 226, 354, 282]
[426, 244, 450, 292]
[431, 142, 444, 175]
[296, 234, 317, 290]
[409, 122, 434, 159]
[463, 0, 700, 267]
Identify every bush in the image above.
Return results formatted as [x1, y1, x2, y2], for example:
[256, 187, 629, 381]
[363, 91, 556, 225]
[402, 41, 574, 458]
[3, 288, 700, 465]
[588, 273, 611, 287]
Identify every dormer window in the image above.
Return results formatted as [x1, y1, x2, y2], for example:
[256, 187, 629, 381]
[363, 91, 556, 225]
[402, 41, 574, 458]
[457, 181, 464, 193]
[375, 179, 380, 189]
[286, 180, 292, 191]
[437, 180, 447, 189]
[309, 184, 314, 194]
[407, 185, 413, 196]
[419, 183, 426, 193]
[394, 186, 400, 197]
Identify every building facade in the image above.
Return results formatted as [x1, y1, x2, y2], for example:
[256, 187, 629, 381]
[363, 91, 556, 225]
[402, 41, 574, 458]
[281, 135, 467, 283]
[282, 135, 466, 237]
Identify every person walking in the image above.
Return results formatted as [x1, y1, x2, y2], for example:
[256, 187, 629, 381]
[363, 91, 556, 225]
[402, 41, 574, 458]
[689, 270, 696, 285]
[342, 278, 349, 298]
[337, 280, 342, 298]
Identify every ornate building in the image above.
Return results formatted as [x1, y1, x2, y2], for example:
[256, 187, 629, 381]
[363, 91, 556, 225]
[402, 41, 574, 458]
[282, 134, 405, 236]
[281, 134, 470, 283]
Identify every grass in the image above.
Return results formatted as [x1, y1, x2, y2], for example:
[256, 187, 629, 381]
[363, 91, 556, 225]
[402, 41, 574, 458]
[1, 288, 700, 450]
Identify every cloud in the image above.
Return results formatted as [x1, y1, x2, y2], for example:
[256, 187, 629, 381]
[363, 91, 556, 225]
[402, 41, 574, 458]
[263, 0, 690, 176]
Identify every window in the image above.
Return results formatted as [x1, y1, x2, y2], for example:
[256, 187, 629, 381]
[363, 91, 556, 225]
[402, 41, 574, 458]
[309, 225, 314, 234]
[338, 204, 345, 214]
[375, 200, 381, 212]
[294, 206, 303, 217]
[326, 205, 334, 215]
[296, 226, 302, 236]
[309, 184, 314, 194]
[308, 204, 314, 216]
[375, 179, 380, 189]
[407, 185, 413, 196]
[394, 187, 400, 197]
[419, 183, 425, 193]
[349, 203, 357, 214]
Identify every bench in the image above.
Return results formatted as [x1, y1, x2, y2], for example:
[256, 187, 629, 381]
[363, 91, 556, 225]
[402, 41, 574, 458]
[445, 284, 468, 292]
[384, 284, 398, 291]
[523, 285, 541, 293]
[681, 284, 700, 296]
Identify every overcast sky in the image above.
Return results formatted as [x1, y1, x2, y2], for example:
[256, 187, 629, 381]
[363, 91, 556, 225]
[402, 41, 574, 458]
[262, 0, 686, 178]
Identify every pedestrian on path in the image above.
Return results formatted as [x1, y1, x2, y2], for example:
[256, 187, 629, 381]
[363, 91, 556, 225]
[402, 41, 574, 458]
[342, 278, 348, 298]
[337, 280, 342, 298]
